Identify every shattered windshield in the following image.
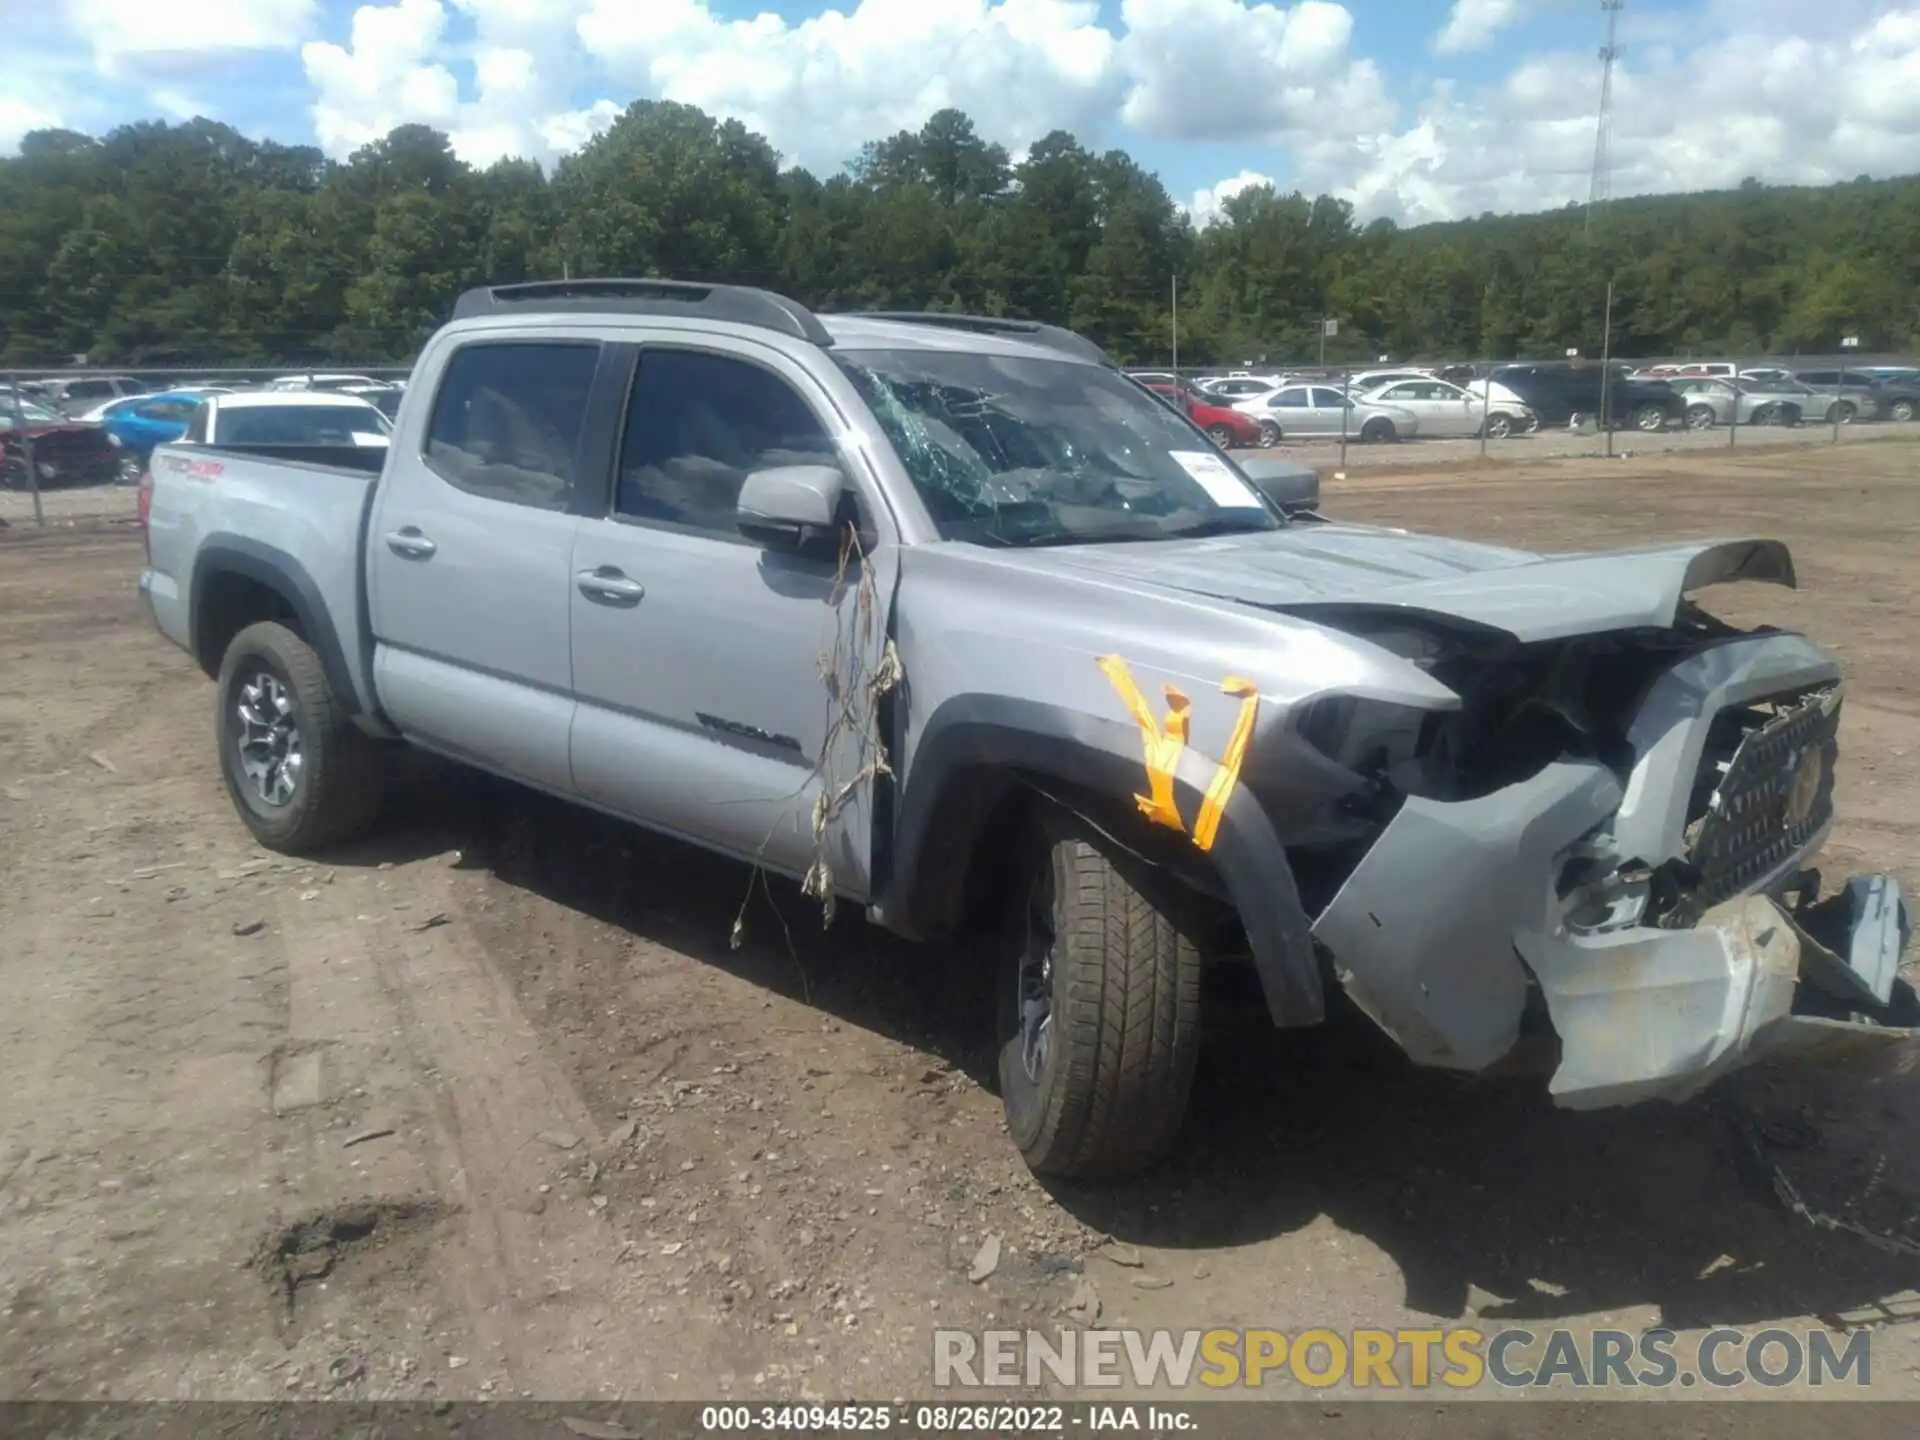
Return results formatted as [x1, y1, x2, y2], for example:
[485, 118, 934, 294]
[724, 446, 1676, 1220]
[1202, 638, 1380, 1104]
[834, 349, 1281, 547]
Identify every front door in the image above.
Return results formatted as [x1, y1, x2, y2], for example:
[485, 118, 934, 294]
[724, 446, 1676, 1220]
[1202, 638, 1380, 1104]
[366, 337, 606, 794]
[567, 339, 899, 897]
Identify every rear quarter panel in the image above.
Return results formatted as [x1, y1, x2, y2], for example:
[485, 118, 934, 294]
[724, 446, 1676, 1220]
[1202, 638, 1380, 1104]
[145, 443, 381, 715]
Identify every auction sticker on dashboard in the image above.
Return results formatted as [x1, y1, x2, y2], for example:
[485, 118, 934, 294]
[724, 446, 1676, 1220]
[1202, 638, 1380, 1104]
[1170, 450, 1264, 507]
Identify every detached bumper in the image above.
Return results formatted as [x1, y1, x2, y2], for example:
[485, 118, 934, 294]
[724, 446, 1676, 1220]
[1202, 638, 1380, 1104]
[1521, 876, 1914, 1108]
[1308, 630, 1915, 1107]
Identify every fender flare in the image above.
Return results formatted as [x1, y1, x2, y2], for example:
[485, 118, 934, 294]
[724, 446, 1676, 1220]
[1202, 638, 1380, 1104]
[190, 536, 361, 718]
[880, 694, 1325, 1027]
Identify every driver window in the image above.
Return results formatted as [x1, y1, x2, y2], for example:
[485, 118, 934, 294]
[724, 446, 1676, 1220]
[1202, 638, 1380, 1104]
[1271, 389, 1309, 409]
[617, 349, 845, 540]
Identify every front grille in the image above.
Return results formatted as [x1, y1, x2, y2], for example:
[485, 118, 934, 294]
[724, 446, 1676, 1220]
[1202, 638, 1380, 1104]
[1684, 686, 1840, 911]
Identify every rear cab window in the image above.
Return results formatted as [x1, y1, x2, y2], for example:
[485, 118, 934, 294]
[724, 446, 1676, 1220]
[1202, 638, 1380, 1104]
[423, 341, 602, 511]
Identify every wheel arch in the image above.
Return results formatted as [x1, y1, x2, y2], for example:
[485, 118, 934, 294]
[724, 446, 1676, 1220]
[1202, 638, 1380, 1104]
[191, 537, 360, 717]
[878, 694, 1325, 1027]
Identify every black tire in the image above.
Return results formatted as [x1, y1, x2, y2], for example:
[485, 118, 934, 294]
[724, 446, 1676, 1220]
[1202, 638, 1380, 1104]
[216, 620, 384, 854]
[1205, 423, 1235, 449]
[1685, 404, 1716, 431]
[1631, 402, 1668, 432]
[1360, 417, 1396, 443]
[996, 805, 1203, 1179]
[1890, 398, 1917, 423]
[1483, 413, 1514, 440]
[1833, 401, 1857, 426]
[1257, 421, 1283, 448]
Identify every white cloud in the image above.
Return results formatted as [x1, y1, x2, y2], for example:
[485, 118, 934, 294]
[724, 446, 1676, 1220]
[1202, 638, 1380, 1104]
[0, 95, 65, 153]
[63, 0, 321, 78]
[1314, 5, 1920, 222]
[575, 0, 1123, 172]
[1433, 0, 1522, 56]
[1186, 168, 1276, 226]
[1117, 0, 1392, 142]
[302, 0, 617, 165]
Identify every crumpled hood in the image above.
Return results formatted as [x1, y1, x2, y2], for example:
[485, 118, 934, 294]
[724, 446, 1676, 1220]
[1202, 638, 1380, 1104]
[1005, 523, 1796, 642]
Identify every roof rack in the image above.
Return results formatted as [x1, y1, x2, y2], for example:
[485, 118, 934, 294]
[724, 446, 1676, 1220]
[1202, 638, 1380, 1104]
[452, 278, 834, 347]
[842, 312, 1113, 367]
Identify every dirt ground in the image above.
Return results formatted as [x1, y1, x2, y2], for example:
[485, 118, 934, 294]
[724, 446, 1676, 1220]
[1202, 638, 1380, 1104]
[3, 439, 1920, 1409]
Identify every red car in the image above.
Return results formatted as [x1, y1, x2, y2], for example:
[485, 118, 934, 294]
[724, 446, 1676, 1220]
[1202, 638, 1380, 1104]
[1145, 383, 1262, 449]
[2, 397, 122, 490]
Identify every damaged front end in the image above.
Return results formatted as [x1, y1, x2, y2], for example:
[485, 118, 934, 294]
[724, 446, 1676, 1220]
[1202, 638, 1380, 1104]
[1302, 614, 1916, 1108]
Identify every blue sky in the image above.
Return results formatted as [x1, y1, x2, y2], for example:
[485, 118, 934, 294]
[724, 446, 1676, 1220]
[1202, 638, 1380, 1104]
[5, 0, 1915, 224]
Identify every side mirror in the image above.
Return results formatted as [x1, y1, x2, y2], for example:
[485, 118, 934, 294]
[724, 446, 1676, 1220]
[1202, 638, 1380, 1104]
[736, 463, 847, 552]
[1237, 457, 1322, 516]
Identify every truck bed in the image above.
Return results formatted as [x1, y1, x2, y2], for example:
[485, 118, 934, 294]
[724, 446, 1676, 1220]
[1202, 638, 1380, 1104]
[141, 441, 385, 718]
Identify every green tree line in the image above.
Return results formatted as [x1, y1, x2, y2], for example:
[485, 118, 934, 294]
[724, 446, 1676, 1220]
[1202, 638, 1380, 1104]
[2, 101, 1916, 368]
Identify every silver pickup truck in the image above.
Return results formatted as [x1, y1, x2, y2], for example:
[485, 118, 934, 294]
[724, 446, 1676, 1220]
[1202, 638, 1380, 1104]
[140, 278, 1913, 1179]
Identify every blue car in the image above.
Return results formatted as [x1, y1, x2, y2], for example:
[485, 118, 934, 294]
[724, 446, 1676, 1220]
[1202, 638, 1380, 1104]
[98, 390, 224, 464]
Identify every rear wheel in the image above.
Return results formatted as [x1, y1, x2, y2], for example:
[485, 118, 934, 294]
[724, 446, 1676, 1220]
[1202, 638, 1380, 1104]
[1632, 402, 1669, 432]
[1360, 417, 1396, 443]
[1685, 404, 1716, 431]
[1205, 423, 1235, 449]
[1890, 398, 1917, 423]
[216, 621, 385, 854]
[996, 805, 1203, 1179]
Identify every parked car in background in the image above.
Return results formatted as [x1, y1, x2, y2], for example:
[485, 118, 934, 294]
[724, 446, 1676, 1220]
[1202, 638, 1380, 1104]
[1737, 367, 1794, 385]
[174, 391, 395, 450]
[1343, 368, 1435, 393]
[1666, 376, 1825, 429]
[1233, 383, 1421, 443]
[1, 397, 123, 489]
[337, 383, 406, 420]
[267, 372, 389, 393]
[76, 386, 234, 424]
[1195, 375, 1286, 401]
[1142, 382, 1264, 448]
[1488, 362, 1685, 432]
[1354, 376, 1535, 439]
[1789, 369, 1885, 424]
[32, 374, 152, 417]
[95, 390, 229, 474]
[1864, 377, 1920, 423]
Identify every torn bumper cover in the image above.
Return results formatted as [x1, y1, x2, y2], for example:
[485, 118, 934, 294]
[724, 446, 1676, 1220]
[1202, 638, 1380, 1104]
[1310, 634, 1918, 1107]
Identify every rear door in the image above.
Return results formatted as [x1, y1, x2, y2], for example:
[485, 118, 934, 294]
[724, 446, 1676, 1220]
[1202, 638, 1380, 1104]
[567, 337, 900, 894]
[366, 336, 616, 794]
[1306, 387, 1351, 436]
[1372, 380, 1474, 437]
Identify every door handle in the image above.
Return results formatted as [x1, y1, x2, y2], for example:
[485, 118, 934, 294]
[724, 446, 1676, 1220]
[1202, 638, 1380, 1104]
[384, 528, 437, 559]
[576, 568, 645, 603]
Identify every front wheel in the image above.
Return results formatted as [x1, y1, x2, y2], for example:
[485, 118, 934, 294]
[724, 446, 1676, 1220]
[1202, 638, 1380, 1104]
[1833, 401, 1857, 426]
[1483, 413, 1514, 440]
[1360, 417, 1396, 443]
[216, 621, 385, 854]
[1889, 398, 1917, 423]
[1205, 423, 1235, 449]
[1257, 420, 1283, 448]
[1685, 404, 1716, 431]
[996, 805, 1203, 1179]
[1632, 402, 1669, 432]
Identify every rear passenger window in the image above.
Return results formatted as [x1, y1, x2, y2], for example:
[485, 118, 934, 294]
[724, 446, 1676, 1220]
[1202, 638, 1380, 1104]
[424, 342, 600, 510]
[615, 350, 841, 538]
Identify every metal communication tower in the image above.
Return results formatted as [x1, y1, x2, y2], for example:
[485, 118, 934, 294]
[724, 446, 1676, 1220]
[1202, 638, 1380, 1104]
[1585, 0, 1623, 233]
